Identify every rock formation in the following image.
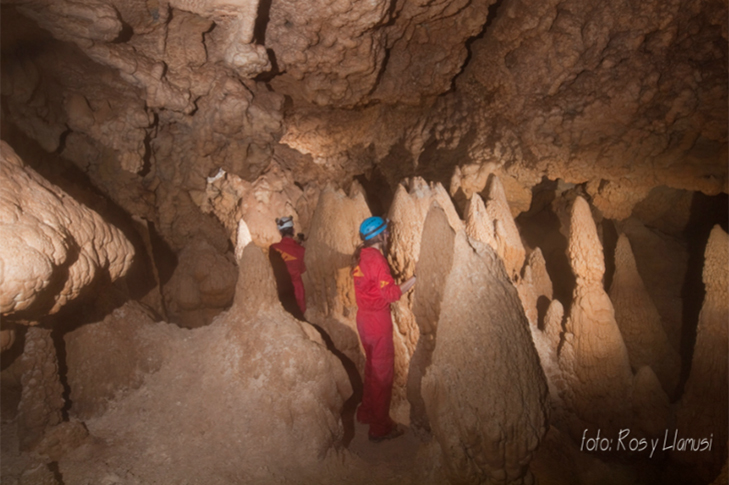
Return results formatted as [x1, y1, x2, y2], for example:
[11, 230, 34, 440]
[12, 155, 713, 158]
[58, 240, 352, 484]
[417, 204, 548, 484]
[302, 184, 372, 374]
[0, 141, 134, 319]
[0, 0, 726, 482]
[558, 196, 634, 436]
[609, 234, 681, 396]
[386, 177, 462, 422]
[674, 225, 728, 481]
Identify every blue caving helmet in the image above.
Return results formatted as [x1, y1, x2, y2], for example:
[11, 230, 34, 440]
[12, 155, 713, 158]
[360, 216, 388, 241]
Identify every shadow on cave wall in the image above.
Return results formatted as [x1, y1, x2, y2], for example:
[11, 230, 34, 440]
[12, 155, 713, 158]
[0, 120, 180, 419]
[676, 191, 728, 395]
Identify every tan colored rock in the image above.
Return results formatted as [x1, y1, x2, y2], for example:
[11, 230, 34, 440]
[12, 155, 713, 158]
[386, 177, 462, 423]
[0, 142, 134, 318]
[451, 162, 533, 218]
[201, 162, 315, 249]
[631, 366, 670, 437]
[558, 196, 633, 435]
[59, 241, 352, 484]
[65, 301, 165, 419]
[17, 326, 64, 452]
[163, 238, 238, 328]
[610, 234, 680, 396]
[418, 204, 548, 484]
[674, 225, 728, 479]
[303, 184, 372, 374]
[465, 175, 526, 281]
[631, 186, 694, 235]
[618, 217, 687, 351]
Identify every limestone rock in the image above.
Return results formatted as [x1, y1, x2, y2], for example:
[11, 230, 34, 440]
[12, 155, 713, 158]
[17, 326, 64, 452]
[162, 238, 238, 328]
[59, 241, 352, 484]
[0, 142, 134, 318]
[418, 204, 548, 484]
[609, 234, 680, 396]
[558, 196, 633, 435]
[386, 177, 462, 422]
[65, 301, 165, 419]
[200, 162, 314, 248]
[618, 217, 688, 351]
[674, 225, 728, 479]
[464, 175, 526, 281]
[303, 184, 372, 374]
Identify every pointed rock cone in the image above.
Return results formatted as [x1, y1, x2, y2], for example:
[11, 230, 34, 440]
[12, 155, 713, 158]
[558, 196, 633, 437]
[674, 225, 728, 480]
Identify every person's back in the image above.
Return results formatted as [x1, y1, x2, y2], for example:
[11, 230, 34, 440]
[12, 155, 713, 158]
[270, 217, 307, 318]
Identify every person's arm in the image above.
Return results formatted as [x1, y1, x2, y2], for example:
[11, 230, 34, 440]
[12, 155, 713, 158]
[399, 275, 416, 293]
[376, 257, 403, 302]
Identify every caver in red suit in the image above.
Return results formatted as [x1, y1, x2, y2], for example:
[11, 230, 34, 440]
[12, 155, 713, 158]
[352, 246, 402, 438]
[270, 236, 307, 316]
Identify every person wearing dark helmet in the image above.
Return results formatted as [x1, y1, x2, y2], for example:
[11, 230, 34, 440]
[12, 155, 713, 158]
[352, 216, 416, 442]
[270, 216, 307, 319]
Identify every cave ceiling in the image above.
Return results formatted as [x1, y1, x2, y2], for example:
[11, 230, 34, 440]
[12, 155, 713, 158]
[1, 0, 727, 245]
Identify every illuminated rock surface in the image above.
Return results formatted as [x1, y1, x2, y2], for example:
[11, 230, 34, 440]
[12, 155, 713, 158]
[0, 0, 727, 483]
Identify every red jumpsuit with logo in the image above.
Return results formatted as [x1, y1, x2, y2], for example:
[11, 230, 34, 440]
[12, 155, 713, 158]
[352, 247, 402, 438]
[270, 236, 307, 315]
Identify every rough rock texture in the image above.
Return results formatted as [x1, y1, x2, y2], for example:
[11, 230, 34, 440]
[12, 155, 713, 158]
[64, 301, 165, 419]
[609, 234, 680, 396]
[200, 161, 319, 248]
[385, 177, 462, 422]
[162, 238, 238, 327]
[558, 196, 633, 436]
[16, 327, 64, 452]
[0, 141, 134, 318]
[617, 217, 688, 351]
[417, 204, 548, 485]
[303, 184, 371, 375]
[674, 225, 728, 480]
[57, 242, 352, 484]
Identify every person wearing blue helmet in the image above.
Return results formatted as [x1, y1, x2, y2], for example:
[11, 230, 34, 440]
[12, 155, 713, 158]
[351, 216, 416, 442]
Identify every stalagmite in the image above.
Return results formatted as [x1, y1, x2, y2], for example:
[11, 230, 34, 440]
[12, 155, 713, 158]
[610, 234, 680, 396]
[59, 239, 352, 484]
[674, 225, 728, 481]
[417, 204, 548, 484]
[303, 184, 372, 374]
[386, 177, 463, 422]
[558, 196, 633, 436]
[465, 175, 526, 281]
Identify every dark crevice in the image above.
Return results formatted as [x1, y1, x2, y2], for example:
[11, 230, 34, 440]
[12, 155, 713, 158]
[448, 0, 506, 92]
[253, 0, 272, 45]
[354, 163, 395, 219]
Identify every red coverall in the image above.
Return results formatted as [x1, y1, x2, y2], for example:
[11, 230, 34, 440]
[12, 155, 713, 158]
[352, 247, 402, 438]
[270, 236, 307, 315]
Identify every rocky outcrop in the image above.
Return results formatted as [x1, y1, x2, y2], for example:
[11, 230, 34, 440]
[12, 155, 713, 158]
[0, 141, 134, 319]
[58, 239, 352, 484]
[674, 225, 728, 480]
[16, 326, 64, 451]
[417, 204, 548, 484]
[558, 196, 634, 436]
[162, 238, 238, 328]
[609, 234, 680, 396]
[64, 301, 165, 419]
